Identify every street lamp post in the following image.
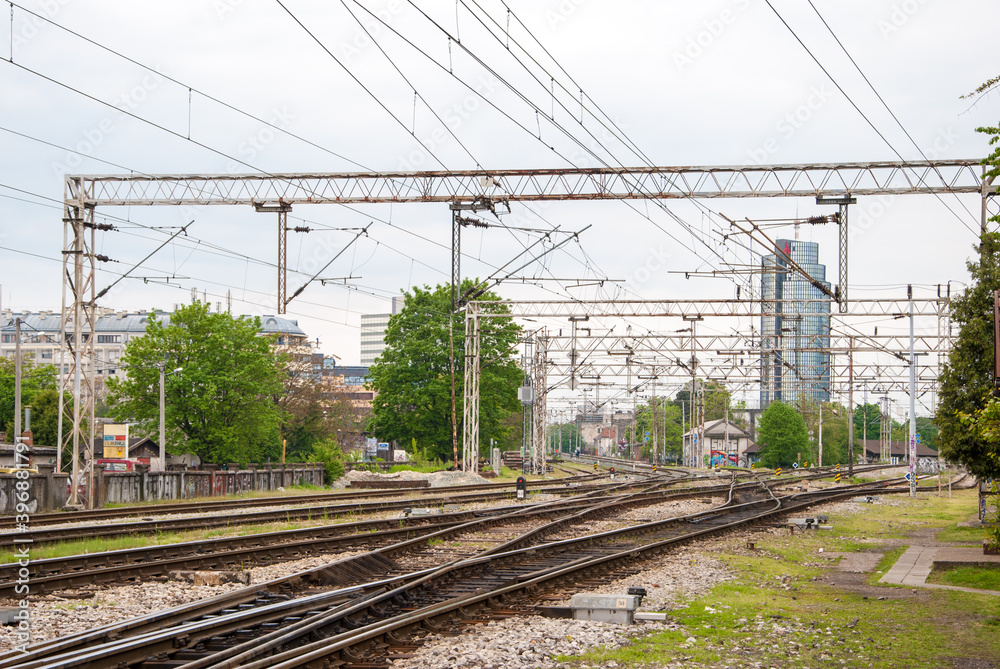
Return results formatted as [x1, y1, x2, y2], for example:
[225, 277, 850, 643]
[158, 365, 182, 471]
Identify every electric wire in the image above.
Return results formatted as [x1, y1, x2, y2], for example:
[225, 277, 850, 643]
[763, 0, 979, 237]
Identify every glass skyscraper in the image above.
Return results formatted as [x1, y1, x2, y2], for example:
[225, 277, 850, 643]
[759, 239, 832, 407]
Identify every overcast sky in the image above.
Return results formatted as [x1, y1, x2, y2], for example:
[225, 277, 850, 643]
[1, 0, 997, 414]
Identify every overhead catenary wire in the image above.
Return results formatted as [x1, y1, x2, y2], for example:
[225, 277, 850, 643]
[763, 0, 979, 237]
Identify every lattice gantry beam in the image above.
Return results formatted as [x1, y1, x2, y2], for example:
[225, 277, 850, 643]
[473, 298, 949, 319]
[67, 160, 984, 206]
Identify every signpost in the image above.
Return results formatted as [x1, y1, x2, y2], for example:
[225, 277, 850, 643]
[102, 424, 129, 459]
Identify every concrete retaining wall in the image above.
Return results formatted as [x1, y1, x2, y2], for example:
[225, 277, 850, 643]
[97, 466, 325, 505]
[0, 472, 69, 515]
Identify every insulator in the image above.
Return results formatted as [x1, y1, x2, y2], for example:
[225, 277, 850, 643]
[94, 254, 112, 262]
[293, 226, 311, 233]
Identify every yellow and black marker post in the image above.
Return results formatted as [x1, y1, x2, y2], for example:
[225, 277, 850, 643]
[834, 472, 842, 483]
[775, 467, 782, 476]
[652, 464, 657, 472]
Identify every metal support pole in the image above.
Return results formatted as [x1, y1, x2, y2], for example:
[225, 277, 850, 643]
[909, 285, 917, 497]
[461, 304, 481, 472]
[818, 401, 823, 467]
[14, 318, 21, 443]
[848, 336, 854, 477]
[533, 334, 548, 475]
[838, 202, 849, 313]
[159, 365, 166, 471]
[278, 209, 288, 314]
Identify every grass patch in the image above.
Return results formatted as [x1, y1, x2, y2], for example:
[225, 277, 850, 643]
[929, 564, 1000, 592]
[937, 524, 989, 544]
[558, 488, 1000, 668]
[0, 517, 346, 564]
[388, 461, 448, 474]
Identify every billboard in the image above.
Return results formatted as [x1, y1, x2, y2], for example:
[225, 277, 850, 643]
[103, 424, 129, 459]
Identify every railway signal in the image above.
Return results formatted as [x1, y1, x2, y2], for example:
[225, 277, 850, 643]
[610, 467, 616, 480]
[516, 476, 527, 500]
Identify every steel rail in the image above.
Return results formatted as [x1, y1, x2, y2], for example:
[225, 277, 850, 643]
[0, 474, 607, 528]
[227, 483, 896, 669]
[0, 481, 711, 596]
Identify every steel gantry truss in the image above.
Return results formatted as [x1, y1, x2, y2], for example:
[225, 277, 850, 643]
[462, 297, 951, 468]
[61, 160, 993, 486]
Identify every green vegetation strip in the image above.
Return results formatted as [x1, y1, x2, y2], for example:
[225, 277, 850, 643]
[928, 565, 1000, 592]
[557, 489, 1000, 668]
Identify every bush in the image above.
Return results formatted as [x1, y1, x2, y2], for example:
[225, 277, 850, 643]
[311, 438, 345, 483]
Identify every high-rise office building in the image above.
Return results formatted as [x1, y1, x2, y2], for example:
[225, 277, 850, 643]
[759, 239, 831, 407]
[359, 296, 404, 365]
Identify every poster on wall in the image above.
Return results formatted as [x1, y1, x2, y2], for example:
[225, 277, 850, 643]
[103, 424, 129, 459]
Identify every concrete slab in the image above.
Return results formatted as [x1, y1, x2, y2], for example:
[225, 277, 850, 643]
[879, 545, 1000, 596]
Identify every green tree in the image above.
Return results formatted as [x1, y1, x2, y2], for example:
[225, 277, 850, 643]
[547, 421, 582, 454]
[311, 436, 345, 483]
[757, 401, 810, 468]
[106, 302, 286, 465]
[853, 403, 881, 443]
[936, 233, 1000, 479]
[25, 388, 64, 448]
[673, 380, 731, 424]
[0, 356, 57, 438]
[635, 397, 682, 462]
[367, 282, 522, 463]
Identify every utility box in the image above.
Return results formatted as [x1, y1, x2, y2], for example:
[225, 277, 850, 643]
[570, 594, 642, 624]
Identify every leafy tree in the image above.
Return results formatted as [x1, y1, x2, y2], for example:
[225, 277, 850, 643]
[853, 403, 881, 443]
[756, 401, 810, 468]
[635, 397, 682, 462]
[276, 346, 361, 462]
[794, 397, 849, 466]
[673, 380, 731, 423]
[367, 282, 522, 463]
[311, 436, 345, 483]
[914, 416, 938, 451]
[106, 302, 286, 465]
[0, 356, 57, 438]
[25, 388, 63, 448]
[936, 233, 1000, 479]
[547, 421, 582, 454]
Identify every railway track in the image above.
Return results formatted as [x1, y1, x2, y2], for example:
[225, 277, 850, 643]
[0, 473, 932, 669]
[0, 477, 664, 549]
[0, 473, 613, 530]
[0, 478, 724, 596]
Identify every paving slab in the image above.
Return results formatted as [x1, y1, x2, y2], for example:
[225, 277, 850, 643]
[880, 545, 1000, 596]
